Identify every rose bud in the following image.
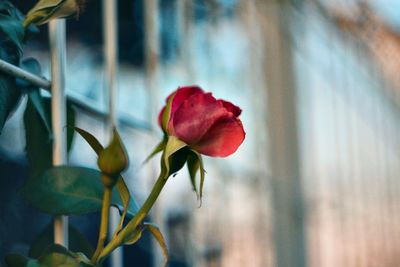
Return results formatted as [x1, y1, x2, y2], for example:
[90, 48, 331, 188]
[159, 86, 245, 157]
[97, 128, 129, 187]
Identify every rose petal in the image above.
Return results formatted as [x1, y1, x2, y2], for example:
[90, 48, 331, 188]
[194, 116, 245, 157]
[158, 86, 203, 132]
[218, 99, 242, 117]
[169, 86, 204, 118]
[173, 93, 229, 144]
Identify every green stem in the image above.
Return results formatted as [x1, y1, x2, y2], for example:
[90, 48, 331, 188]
[97, 174, 168, 263]
[91, 186, 112, 263]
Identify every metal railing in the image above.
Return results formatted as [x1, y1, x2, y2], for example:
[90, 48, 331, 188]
[0, 2, 151, 266]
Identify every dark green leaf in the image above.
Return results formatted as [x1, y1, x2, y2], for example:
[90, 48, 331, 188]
[24, 97, 75, 179]
[19, 58, 52, 135]
[18, 58, 42, 87]
[37, 244, 88, 267]
[0, 2, 24, 53]
[5, 246, 94, 267]
[0, 3, 22, 134]
[19, 166, 138, 216]
[28, 90, 52, 136]
[0, 55, 21, 134]
[24, 96, 52, 180]
[66, 101, 76, 152]
[5, 254, 29, 267]
[29, 223, 94, 259]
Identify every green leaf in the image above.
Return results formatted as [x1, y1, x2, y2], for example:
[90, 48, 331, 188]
[0, 55, 22, 134]
[66, 101, 76, 153]
[24, 97, 75, 180]
[37, 244, 91, 267]
[5, 254, 29, 267]
[123, 222, 168, 267]
[19, 58, 42, 87]
[24, 96, 52, 180]
[73, 126, 140, 218]
[5, 246, 94, 267]
[28, 90, 52, 137]
[24, 0, 82, 28]
[19, 166, 138, 216]
[20, 58, 52, 135]
[161, 136, 187, 179]
[97, 128, 129, 178]
[0, 3, 23, 134]
[29, 223, 94, 259]
[39, 245, 78, 266]
[0, 2, 25, 53]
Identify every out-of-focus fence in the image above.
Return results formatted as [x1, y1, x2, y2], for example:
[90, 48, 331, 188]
[2, 0, 400, 266]
[186, 0, 400, 266]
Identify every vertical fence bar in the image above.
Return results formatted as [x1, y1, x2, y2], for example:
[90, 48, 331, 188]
[143, 1, 163, 267]
[48, 19, 68, 246]
[144, 0, 160, 126]
[102, 0, 122, 266]
[103, 0, 118, 127]
[260, 0, 307, 266]
[177, 0, 194, 82]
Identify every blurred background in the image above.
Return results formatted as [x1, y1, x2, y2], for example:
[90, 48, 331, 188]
[1, 0, 400, 266]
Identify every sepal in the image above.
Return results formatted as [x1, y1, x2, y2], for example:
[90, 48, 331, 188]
[187, 150, 206, 204]
[123, 222, 168, 267]
[143, 137, 167, 164]
[160, 135, 187, 179]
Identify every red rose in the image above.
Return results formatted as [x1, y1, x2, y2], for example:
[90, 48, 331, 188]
[158, 86, 245, 157]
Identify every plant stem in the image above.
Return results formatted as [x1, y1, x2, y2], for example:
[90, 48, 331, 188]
[91, 186, 112, 263]
[97, 174, 168, 263]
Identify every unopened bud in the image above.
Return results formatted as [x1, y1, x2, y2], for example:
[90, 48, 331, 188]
[97, 128, 129, 182]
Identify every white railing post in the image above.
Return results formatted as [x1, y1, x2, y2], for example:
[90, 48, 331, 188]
[103, 0, 118, 127]
[143, 1, 164, 267]
[177, 0, 194, 82]
[48, 19, 68, 247]
[102, 0, 122, 266]
[260, 0, 308, 266]
[144, 0, 160, 127]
